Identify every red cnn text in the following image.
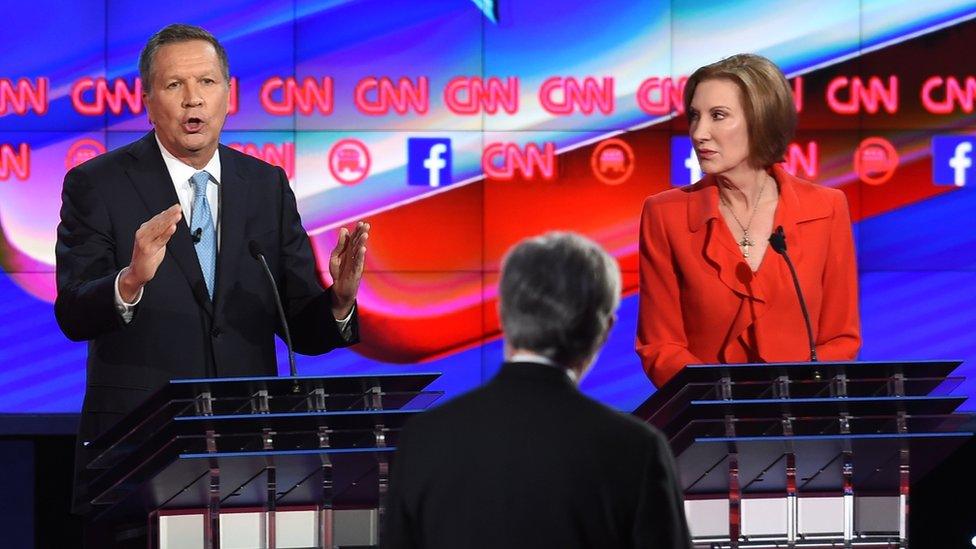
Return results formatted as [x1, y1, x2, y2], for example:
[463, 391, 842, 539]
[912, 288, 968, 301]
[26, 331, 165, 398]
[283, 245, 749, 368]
[921, 76, 976, 114]
[482, 142, 556, 180]
[355, 77, 429, 115]
[827, 76, 899, 115]
[0, 78, 48, 116]
[783, 141, 819, 179]
[444, 76, 518, 115]
[539, 77, 613, 115]
[261, 77, 333, 116]
[0, 143, 29, 181]
[228, 142, 295, 179]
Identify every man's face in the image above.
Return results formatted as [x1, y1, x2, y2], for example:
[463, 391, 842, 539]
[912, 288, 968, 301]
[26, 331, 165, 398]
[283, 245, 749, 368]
[144, 40, 229, 168]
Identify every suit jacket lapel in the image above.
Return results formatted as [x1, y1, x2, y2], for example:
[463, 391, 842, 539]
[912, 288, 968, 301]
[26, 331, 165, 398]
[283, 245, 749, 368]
[214, 145, 250, 315]
[772, 164, 831, 271]
[125, 132, 213, 318]
[752, 165, 832, 356]
[688, 178, 767, 303]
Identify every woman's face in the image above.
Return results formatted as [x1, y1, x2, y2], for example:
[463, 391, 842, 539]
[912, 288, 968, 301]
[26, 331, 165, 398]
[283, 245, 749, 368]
[689, 78, 752, 177]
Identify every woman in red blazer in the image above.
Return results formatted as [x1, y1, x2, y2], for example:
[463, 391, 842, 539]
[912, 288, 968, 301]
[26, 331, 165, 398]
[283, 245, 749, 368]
[637, 54, 861, 388]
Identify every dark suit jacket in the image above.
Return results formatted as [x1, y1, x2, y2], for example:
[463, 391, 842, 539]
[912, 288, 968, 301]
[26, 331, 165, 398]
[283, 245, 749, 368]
[382, 362, 692, 549]
[55, 131, 358, 513]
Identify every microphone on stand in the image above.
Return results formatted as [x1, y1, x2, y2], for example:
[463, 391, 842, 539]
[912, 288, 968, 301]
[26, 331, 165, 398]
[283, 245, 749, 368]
[769, 226, 818, 362]
[249, 240, 298, 378]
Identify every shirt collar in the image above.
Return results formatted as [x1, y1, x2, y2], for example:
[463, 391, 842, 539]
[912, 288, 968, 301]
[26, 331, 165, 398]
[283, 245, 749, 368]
[155, 134, 222, 186]
[508, 351, 578, 383]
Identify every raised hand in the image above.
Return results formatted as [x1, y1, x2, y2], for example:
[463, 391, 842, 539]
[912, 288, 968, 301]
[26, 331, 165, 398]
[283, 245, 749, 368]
[329, 221, 370, 319]
[119, 204, 182, 302]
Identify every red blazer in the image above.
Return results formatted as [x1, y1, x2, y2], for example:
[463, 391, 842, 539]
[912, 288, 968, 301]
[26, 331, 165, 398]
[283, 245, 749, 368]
[637, 164, 861, 388]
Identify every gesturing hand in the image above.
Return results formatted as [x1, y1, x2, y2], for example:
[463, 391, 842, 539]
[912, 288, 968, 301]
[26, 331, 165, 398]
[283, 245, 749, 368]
[119, 204, 182, 302]
[329, 221, 370, 319]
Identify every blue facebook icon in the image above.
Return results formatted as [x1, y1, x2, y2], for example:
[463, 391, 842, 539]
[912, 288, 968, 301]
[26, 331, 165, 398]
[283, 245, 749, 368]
[408, 138, 452, 187]
[669, 136, 702, 187]
[932, 135, 976, 187]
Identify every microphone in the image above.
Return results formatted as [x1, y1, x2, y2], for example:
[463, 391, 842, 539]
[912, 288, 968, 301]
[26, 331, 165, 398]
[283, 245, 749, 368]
[249, 240, 297, 378]
[769, 226, 818, 362]
[191, 227, 202, 244]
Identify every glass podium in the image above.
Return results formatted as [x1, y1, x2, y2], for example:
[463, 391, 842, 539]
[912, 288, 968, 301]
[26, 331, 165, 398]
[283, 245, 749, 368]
[83, 372, 442, 549]
[633, 360, 973, 548]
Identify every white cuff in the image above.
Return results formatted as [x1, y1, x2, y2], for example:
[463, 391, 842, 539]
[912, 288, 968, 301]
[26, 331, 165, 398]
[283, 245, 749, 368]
[335, 303, 355, 340]
[114, 268, 144, 324]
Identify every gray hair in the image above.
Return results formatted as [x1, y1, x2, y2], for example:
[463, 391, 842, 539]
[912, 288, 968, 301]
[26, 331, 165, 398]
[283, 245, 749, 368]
[499, 232, 621, 366]
[139, 24, 230, 94]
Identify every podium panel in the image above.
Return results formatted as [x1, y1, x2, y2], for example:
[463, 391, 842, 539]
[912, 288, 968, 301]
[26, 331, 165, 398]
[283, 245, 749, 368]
[85, 373, 442, 549]
[156, 508, 378, 549]
[634, 360, 974, 548]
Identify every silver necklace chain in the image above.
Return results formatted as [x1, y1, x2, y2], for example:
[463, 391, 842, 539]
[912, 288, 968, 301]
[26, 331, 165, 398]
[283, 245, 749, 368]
[719, 178, 767, 259]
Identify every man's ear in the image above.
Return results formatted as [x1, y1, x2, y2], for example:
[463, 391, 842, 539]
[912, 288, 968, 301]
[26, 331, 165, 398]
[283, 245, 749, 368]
[574, 314, 617, 383]
[143, 93, 154, 126]
[601, 314, 616, 346]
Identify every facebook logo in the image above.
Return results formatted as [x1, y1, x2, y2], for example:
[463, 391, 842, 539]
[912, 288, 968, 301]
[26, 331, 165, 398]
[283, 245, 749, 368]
[669, 136, 702, 187]
[932, 135, 976, 187]
[408, 138, 452, 187]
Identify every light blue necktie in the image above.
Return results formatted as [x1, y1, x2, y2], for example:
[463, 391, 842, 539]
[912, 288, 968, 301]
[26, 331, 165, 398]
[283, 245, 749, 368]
[190, 170, 216, 299]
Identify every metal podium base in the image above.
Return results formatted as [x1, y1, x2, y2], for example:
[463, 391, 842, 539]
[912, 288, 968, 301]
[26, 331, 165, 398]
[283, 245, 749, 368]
[693, 539, 905, 549]
[687, 496, 905, 548]
[157, 507, 379, 549]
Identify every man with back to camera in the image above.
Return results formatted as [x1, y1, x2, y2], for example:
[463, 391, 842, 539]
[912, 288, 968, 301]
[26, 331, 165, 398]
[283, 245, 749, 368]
[54, 24, 369, 545]
[381, 232, 692, 549]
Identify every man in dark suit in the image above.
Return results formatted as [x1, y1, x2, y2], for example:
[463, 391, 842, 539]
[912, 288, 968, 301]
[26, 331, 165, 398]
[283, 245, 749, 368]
[54, 24, 368, 540]
[381, 232, 692, 549]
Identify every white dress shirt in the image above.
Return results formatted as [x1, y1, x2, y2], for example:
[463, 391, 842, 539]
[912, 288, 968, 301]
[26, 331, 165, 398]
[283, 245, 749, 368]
[158, 134, 222, 236]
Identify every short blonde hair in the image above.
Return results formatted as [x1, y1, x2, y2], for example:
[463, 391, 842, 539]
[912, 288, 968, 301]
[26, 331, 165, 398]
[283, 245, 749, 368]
[683, 54, 797, 168]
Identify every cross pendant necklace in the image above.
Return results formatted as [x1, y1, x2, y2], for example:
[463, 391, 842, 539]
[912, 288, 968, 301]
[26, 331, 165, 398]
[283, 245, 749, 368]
[738, 232, 755, 258]
[720, 178, 768, 260]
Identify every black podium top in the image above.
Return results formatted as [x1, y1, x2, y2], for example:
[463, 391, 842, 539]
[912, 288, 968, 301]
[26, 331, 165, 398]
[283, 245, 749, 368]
[634, 359, 963, 427]
[88, 372, 440, 463]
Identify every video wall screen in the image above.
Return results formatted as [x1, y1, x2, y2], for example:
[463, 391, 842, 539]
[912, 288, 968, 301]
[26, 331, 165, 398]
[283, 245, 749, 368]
[2, 0, 975, 414]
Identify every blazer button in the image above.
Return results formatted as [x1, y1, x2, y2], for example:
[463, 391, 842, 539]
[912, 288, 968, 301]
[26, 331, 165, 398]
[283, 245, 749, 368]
[211, 327, 222, 338]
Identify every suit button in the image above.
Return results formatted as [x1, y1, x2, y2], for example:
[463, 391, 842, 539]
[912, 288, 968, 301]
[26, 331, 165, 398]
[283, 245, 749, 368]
[211, 327, 222, 338]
